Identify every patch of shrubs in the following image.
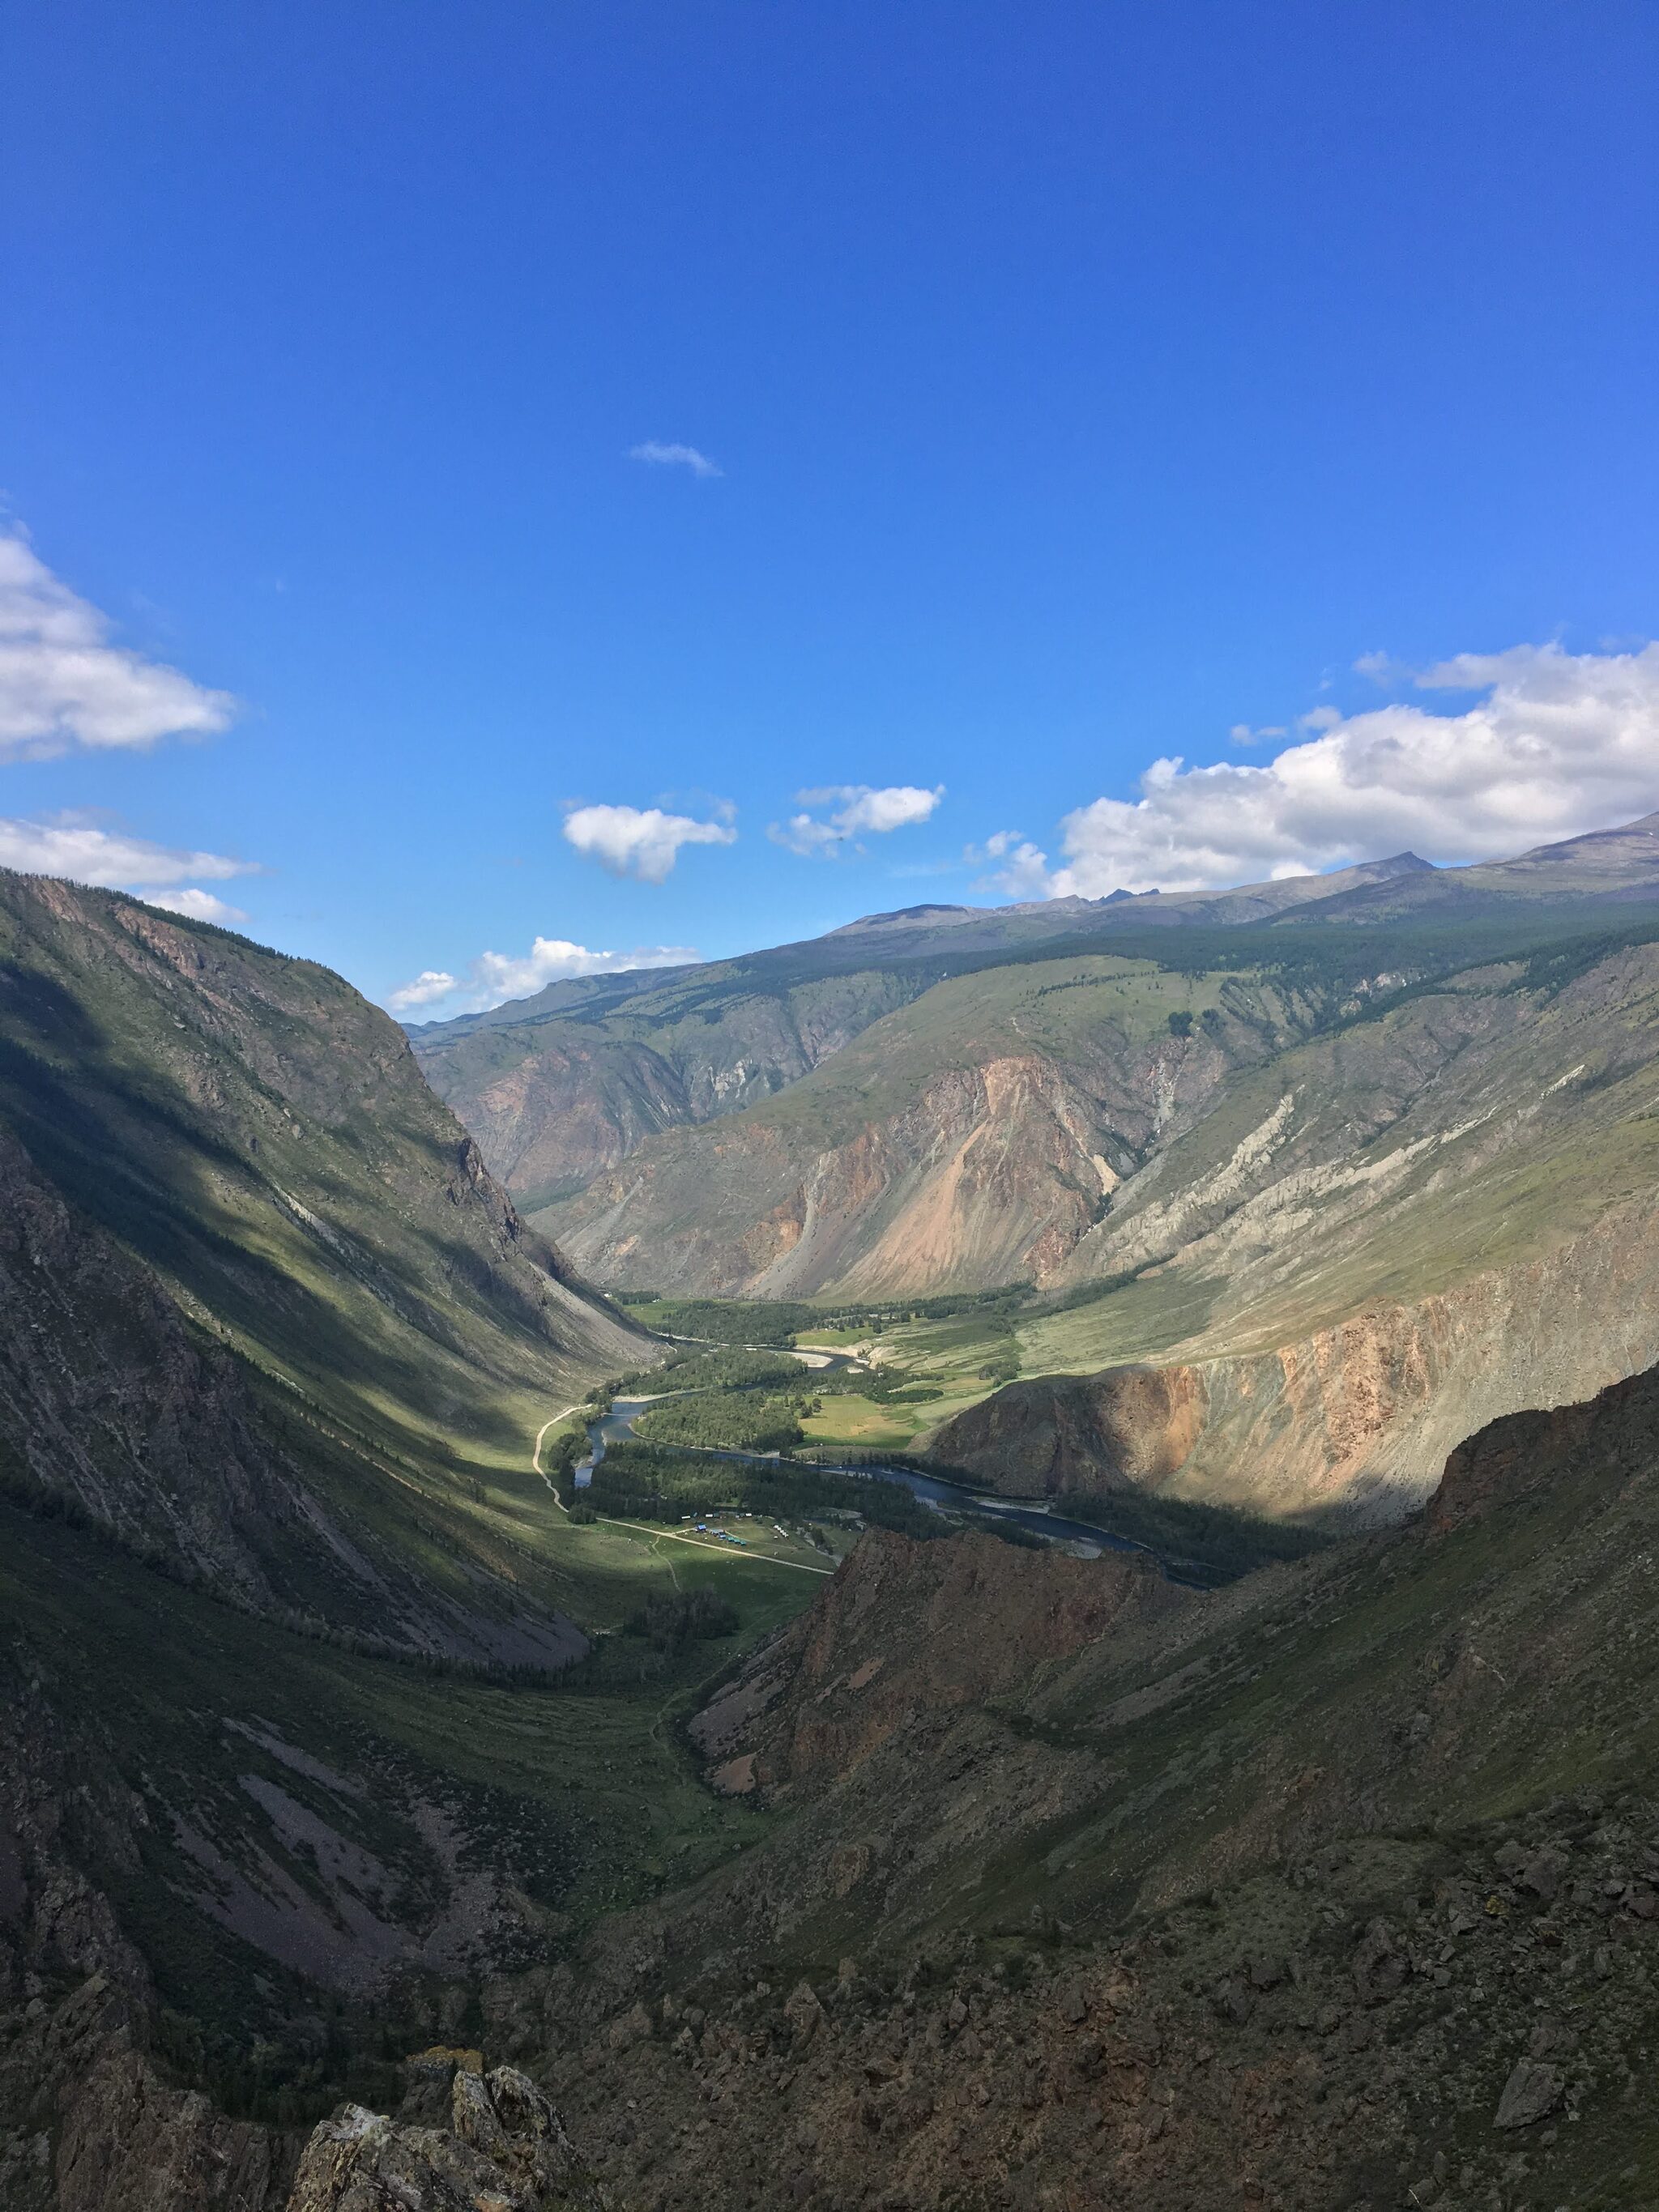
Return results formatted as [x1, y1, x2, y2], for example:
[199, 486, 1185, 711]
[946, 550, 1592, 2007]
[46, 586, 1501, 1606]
[623, 1585, 740, 1648]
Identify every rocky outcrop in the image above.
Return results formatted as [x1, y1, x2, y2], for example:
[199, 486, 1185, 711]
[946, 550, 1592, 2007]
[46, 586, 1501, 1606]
[1427, 1355, 1659, 1532]
[546, 1794, 1659, 2212]
[286, 2065, 595, 2212]
[0, 1697, 295, 2212]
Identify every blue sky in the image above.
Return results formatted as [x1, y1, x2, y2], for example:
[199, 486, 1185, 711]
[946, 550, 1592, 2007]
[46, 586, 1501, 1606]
[3, 2, 1658, 1014]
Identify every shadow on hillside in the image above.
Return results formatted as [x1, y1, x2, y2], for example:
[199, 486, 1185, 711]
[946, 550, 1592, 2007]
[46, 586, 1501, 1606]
[0, 972, 541, 1468]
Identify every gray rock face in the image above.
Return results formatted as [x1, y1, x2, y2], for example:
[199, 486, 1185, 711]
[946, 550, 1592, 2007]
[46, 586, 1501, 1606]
[1494, 2056, 1563, 2129]
[285, 2065, 593, 2212]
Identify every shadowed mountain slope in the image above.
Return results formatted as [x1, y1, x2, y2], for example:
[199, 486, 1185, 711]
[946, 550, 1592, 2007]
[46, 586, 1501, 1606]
[0, 876, 815, 2207]
[0, 873, 641, 1535]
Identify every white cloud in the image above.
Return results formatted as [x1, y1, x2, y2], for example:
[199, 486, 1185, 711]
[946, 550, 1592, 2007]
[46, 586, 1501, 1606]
[388, 939, 697, 1017]
[562, 802, 736, 884]
[385, 970, 458, 1011]
[628, 441, 722, 479]
[0, 531, 236, 759]
[769, 783, 945, 859]
[137, 887, 249, 926]
[0, 811, 257, 892]
[990, 643, 1659, 899]
[968, 830, 1052, 899]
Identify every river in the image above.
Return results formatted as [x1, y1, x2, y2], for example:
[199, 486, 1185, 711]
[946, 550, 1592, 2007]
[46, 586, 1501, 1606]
[574, 1360, 1151, 1563]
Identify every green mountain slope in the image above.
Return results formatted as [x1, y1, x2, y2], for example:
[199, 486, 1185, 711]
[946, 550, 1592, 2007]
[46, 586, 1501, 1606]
[0, 873, 642, 1539]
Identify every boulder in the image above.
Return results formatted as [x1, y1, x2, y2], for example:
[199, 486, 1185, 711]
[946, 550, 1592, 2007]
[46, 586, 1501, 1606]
[287, 2066, 592, 2211]
[1494, 2058, 1563, 2130]
[784, 1980, 824, 2047]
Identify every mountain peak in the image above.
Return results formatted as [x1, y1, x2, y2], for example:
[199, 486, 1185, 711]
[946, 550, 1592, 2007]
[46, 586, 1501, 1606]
[828, 903, 975, 934]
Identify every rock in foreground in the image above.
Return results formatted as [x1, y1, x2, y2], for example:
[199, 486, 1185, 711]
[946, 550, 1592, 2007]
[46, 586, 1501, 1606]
[287, 2063, 598, 2212]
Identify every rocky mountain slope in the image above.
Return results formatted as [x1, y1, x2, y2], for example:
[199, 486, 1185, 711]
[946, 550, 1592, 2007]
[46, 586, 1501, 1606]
[413, 817, 1659, 1221]
[408, 854, 1442, 1207]
[0, 875, 638, 1450]
[534, 825, 1659, 1304]
[500, 1355, 1659, 2211]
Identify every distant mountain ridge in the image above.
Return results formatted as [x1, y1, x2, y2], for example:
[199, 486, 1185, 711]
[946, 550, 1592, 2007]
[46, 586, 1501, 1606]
[412, 824, 1659, 1217]
[407, 847, 1439, 1045]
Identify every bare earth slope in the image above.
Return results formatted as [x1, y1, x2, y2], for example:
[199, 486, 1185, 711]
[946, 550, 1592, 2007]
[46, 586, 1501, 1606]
[415, 818, 1659, 1220]
[409, 853, 1440, 1206]
[931, 937, 1659, 1522]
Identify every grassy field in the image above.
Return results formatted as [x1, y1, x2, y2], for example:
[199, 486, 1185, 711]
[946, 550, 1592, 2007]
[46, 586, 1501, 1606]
[609, 1292, 1030, 1454]
[1015, 1265, 1226, 1377]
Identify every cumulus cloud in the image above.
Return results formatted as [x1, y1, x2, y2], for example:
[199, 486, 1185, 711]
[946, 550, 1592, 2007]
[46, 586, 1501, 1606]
[562, 803, 736, 884]
[628, 441, 722, 479]
[0, 531, 236, 759]
[384, 970, 458, 1010]
[967, 829, 1053, 899]
[387, 938, 697, 1017]
[0, 810, 255, 889]
[989, 644, 1659, 900]
[769, 782, 945, 859]
[138, 887, 249, 926]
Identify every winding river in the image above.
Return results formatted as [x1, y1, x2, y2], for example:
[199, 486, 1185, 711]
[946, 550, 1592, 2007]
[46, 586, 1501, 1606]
[574, 1349, 1149, 1562]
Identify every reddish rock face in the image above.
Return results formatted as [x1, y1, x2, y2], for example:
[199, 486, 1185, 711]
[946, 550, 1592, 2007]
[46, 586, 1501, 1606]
[932, 1361, 1211, 1498]
[932, 1191, 1659, 1527]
